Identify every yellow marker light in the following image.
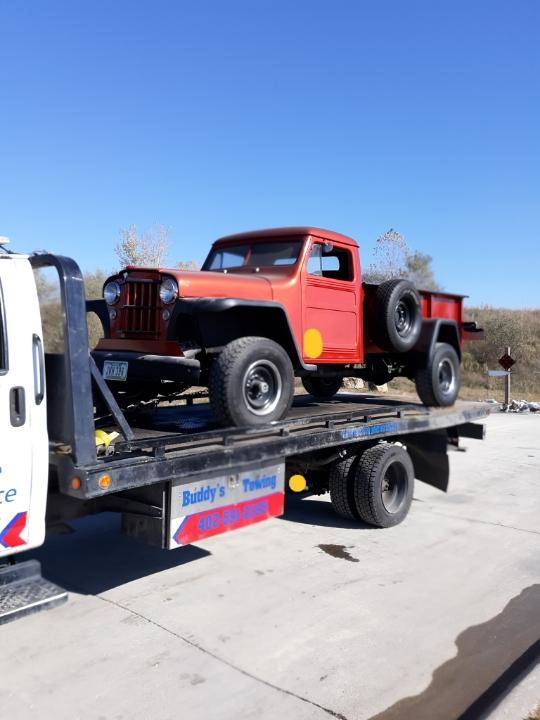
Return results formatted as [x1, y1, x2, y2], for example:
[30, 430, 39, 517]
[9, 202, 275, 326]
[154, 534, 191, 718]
[98, 474, 112, 489]
[303, 328, 323, 359]
[289, 474, 307, 493]
[71, 477, 81, 491]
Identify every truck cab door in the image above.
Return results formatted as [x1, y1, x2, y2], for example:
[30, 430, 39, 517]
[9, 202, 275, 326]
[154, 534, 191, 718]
[0, 254, 48, 558]
[302, 240, 361, 363]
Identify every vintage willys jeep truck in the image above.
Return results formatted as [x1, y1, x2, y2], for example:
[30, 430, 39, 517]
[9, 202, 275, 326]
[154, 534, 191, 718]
[92, 227, 482, 427]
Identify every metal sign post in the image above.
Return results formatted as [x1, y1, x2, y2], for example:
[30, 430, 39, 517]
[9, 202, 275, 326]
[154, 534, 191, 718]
[505, 356, 510, 407]
[498, 346, 515, 408]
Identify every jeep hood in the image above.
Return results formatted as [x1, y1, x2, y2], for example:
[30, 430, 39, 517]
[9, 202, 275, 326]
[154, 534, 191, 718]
[166, 270, 274, 301]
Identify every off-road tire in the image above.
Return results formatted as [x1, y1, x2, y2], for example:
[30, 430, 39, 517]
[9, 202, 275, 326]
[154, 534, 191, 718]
[209, 336, 294, 427]
[353, 443, 415, 528]
[374, 279, 422, 353]
[302, 376, 343, 400]
[329, 455, 359, 519]
[415, 342, 460, 407]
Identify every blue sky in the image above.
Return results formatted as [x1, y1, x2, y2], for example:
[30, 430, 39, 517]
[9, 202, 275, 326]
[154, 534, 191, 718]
[1, 0, 538, 307]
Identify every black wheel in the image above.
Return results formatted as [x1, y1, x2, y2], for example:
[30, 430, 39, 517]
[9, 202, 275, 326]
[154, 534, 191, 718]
[209, 336, 294, 427]
[329, 455, 359, 519]
[374, 279, 422, 353]
[353, 443, 414, 528]
[415, 342, 460, 407]
[302, 376, 343, 400]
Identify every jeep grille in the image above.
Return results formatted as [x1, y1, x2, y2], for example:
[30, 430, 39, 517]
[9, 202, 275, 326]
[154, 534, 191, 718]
[122, 279, 160, 335]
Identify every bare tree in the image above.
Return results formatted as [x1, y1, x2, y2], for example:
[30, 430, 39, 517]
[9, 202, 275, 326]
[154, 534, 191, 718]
[364, 228, 440, 290]
[364, 229, 409, 283]
[177, 259, 199, 271]
[115, 224, 170, 267]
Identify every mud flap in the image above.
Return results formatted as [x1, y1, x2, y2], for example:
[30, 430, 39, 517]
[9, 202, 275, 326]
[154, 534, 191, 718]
[404, 429, 450, 492]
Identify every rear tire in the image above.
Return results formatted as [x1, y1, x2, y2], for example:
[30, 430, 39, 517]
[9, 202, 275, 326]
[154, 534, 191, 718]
[374, 279, 422, 353]
[302, 376, 343, 400]
[415, 342, 460, 407]
[209, 336, 294, 427]
[353, 443, 414, 528]
[329, 455, 359, 519]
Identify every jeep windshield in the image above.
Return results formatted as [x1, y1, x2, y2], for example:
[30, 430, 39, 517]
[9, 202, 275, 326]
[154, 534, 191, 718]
[203, 240, 302, 272]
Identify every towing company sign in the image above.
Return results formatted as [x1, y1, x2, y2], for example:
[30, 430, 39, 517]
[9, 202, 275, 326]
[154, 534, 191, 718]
[167, 462, 285, 548]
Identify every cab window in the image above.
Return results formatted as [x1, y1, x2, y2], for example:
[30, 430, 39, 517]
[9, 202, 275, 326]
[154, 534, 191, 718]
[307, 242, 353, 281]
[0, 281, 7, 372]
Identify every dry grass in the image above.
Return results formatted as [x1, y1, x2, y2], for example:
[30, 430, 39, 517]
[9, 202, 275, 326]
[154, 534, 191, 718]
[386, 308, 540, 402]
[525, 702, 540, 720]
[462, 307, 540, 400]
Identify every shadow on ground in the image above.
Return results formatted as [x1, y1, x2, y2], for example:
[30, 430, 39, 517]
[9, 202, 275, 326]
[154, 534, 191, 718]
[28, 513, 211, 595]
[368, 584, 540, 720]
[281, 494, 375, 530]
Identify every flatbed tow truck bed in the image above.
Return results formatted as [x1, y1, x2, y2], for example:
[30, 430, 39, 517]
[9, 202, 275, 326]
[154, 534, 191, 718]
[43, 391, 488, 555]
[57, 393, 489, 501]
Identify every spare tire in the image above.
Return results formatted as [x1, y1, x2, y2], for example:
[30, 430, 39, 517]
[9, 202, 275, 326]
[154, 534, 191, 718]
[373, 279, 422, 353]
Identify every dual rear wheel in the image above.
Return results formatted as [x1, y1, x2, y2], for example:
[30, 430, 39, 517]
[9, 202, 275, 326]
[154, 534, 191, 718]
[329, 443, 414, 528]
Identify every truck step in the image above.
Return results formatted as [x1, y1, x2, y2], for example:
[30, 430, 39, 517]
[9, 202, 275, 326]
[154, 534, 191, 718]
[0, 559, 67, 625]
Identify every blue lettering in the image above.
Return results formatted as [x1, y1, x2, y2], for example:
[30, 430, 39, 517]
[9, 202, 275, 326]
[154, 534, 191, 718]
[242, 474, 277, 494]
[5, 489, 16, 502]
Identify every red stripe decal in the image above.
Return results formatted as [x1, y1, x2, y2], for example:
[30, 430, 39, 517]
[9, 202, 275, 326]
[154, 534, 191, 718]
[173, 493, 284, 546]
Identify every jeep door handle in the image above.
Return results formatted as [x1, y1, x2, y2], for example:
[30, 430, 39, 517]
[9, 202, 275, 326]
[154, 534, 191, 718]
[10, 386, 26, 427]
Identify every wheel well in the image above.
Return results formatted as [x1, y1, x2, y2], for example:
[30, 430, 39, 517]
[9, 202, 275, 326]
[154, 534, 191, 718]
[171, 304, 303, 368]
[436, 321, 461, 359]
[412, 318, 461, 366]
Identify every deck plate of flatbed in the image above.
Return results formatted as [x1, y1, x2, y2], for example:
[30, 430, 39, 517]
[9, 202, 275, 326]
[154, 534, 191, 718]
[68, 394, 491, 499]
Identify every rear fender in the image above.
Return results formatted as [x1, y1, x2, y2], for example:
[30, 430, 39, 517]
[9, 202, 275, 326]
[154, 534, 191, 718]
[412, 319, 461, 367]
[86, 299, 110, 335]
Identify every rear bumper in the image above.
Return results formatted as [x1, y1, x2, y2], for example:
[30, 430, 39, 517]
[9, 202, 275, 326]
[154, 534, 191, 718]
[92, 350, 201, 384]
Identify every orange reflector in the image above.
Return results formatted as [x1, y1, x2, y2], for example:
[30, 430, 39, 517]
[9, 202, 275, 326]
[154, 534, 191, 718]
[98, 474, 112, 489]
[289, 474, 307, 493]
[71, 477, 81, 490]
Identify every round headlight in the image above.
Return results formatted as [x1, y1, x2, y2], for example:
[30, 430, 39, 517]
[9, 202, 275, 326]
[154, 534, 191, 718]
[159, 277, 179, 304]
[103, 281, 121, 305]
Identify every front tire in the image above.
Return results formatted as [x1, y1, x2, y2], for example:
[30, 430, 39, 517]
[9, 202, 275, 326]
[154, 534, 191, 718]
[209, 337, 294, 427]
[302, 376, 343, 400]
[415, 342, 460, 407]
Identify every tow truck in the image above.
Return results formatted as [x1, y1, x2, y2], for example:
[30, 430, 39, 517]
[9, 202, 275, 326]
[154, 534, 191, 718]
[0, 241, 488, 624]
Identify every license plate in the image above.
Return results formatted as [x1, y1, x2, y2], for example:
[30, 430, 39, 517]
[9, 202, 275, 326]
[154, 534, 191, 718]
[168, 463, 285, 548]
[103, 360, 128, 381]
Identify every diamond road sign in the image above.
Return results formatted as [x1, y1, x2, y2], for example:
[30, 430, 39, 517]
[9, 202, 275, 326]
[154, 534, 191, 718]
[498, 353, 515, 371]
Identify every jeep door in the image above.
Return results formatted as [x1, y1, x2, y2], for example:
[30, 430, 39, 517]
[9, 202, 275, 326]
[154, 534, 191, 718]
[301, 239, 361, 364]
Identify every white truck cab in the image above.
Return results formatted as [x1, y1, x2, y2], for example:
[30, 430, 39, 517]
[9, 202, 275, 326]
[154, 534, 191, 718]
[0, 245, 48, 558]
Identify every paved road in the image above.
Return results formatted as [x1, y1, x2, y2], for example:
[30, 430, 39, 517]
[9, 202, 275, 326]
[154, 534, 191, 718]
[2, 411, 539, 720]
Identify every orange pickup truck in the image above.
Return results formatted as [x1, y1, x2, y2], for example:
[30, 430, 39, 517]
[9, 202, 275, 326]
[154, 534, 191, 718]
[92, 227, 482, 427]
